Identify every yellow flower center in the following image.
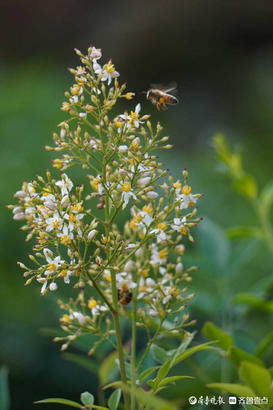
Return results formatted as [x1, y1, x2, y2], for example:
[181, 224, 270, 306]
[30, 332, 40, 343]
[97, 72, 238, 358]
[157, 223, 167, 231]
[52, 219, 61, 229]
[182, 185, 192, 195]
[142, 204, 152, 214]
[48, 263, 57, 273]
[73, 203, 83, 213]
[60, 235, 71, 246]
[122, 182, 131, 192]
[70, 84, 81, 95]
[88, 299, 97, 309]
[180, 226, 188, 235]
[130, 141, 141, 151]
[141, 269, 149, 277]
[38, 232, 48, 244]
[129, 111, 139, 123]
[59, 269, 68, 278]
[105, 273, 111, 282]
[115, 120, 122, 128]
[61, 314, 70, 323]
[105, 63, 115, 74]
[68, 214, 77, 223]
[61, 102, 70, 111]
[159, 249, 168, 259]
[173, 181, 181, 190]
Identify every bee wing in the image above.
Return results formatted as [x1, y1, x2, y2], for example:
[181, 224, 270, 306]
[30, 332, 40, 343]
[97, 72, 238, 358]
[150, 82, 177, 94]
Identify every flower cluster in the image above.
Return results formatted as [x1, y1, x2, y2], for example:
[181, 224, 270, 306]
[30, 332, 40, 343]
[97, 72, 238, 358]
[9, 46, 202, 357]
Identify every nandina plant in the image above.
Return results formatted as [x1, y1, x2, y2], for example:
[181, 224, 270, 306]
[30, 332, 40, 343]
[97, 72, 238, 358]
[9, 45, 206, 410]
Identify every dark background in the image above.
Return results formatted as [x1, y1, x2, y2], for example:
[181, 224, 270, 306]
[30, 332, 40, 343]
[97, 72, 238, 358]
[1, 1, 273, 409]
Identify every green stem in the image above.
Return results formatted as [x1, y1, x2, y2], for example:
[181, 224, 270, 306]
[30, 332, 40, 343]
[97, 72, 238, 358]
[131, 290, 137, 410]
[111, 271, 130, 410]
[256, 202, 273, 253]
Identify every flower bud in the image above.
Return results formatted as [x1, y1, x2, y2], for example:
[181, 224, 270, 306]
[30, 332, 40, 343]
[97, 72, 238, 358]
[146, 191, 158, 199]
[87, 229, 97, 241]
[49, 282, 58, 291]
[175, 262, 183, 274]
[124, 260, 136, 272]
[13, 213, 25, 220]
[118, 145, 128, 152]
[138, 177, 151, 187]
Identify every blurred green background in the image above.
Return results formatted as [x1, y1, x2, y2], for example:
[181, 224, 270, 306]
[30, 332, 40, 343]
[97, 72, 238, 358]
[1, 1, 273, 408]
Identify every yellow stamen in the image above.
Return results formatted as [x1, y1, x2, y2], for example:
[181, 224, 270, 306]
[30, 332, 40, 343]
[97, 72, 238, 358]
[48, 263, 57, 273]
[159, 249, 168, 259]
[88, 299, 97, 309]
[180, 226, 188, 235]
[60, 235, 71, 246]
[52, 220, 61, 229]
[157, 223, 167, 231]
[182, 185, 192, 195]
[122, 182, 131, 192]
[142, 204, 152, 214]
[125, 92, 135, 100]
[61, 314, 70, 323]
[173, 181, 181, 190]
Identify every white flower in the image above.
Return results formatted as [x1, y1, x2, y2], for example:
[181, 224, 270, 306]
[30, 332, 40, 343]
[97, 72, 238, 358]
[43, 248, 64, 276]
[37, 277, 48, 295]
[46, 211, 63, 232]
[79, 112, 87, 119]
[89, 46, 102, 60]
[64, 211, 84, 231]
[150, 244, 167, 265]
[56, 174, 73, 197]
[101, 61, 119, 85]
[171, 217, 187, 234]
[119, 103, 143, 128]
[138, 277, 156, 299]
[116, 272, 137, 290]
[124, 260, 136, 272]
[70, 311, 86, 325]
[150, 228, 167, 243]
[57, 225, 74, 243]
[120, 182, 137, 209]
[176, 186, 198, 209]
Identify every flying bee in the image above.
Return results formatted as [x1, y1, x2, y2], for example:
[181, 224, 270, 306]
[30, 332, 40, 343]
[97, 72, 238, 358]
[118, 282, 133, 306]
[145, 83, 179, 111]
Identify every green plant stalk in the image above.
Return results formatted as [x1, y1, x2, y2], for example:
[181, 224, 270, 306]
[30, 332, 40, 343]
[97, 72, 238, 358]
[256, 200, 273, 253]
[131, 292, 137, 410]
[111, 270, 130, 410]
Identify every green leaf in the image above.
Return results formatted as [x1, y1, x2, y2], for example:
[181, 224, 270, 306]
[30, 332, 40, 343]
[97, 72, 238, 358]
[107, 389, 121, 410]
[158, 375, 193, 387]
[151, 344, 168, 364]
[239, 361, 272, 398]
[232, 175, 257, 199]
[0, 367, 10, 410]
[139, 367, 159, 382]
[34, 398, 82, 408]
[255, 330, 273, 357]
[99, 350, 119, 385]
[63, 353, 97, 375]
[232, 293, 273, 312]
[225, 226, 262, 240]
[124, 361, 132, 380]
[80, 392, 94, 406]
[228, 346, 264, 367]
[173, 341, 215, 366]
[259, 181, 273, 216]
[202, 322, 233, 351]
[207, 383, 255, 397]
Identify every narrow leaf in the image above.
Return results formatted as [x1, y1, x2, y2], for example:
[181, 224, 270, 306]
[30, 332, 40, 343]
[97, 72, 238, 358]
[202, 322, 233, 351]
[228, 346, 264, 367]
[108, 389, 121, 410]
[255, 330, 273, 357]
[99, 351, 119, 385]
[225, 226, 262, 240]
[158, 375, 193, 387]
[207, 383, 255, 397]
[34, 398, 82, 408]
[139, 367, 159, 382]
[174, 341, 215, 366]
[151, 344, 168, 364]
